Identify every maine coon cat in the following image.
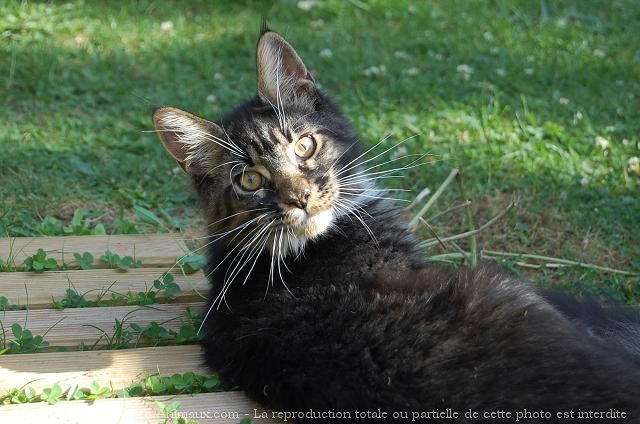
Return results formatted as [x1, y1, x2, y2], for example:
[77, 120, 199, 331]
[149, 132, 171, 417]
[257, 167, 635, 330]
[152, 30, 640, 423]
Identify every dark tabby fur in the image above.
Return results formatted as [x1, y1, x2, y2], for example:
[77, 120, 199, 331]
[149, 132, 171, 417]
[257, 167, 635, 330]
[153, 31, 640, 423]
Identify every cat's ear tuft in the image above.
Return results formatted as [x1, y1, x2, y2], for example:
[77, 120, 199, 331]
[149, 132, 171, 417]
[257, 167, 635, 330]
[152, 107, 223, 175]
[256, 31, 316, 107]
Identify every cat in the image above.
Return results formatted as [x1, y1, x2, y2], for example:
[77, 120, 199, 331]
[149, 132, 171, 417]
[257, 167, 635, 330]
[152, 30, 640, 423]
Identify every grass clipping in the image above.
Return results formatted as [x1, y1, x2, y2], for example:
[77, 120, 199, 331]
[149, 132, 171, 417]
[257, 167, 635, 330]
[406, 168, 637, 277]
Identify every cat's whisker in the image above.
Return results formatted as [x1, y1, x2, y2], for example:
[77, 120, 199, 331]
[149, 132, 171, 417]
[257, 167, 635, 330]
[151, 127, 247, 160]
[241, 235, 269, 291]
[275, 228, 284, 282]
[332, 202, 354, 222]
[275, 228, 294, 297]
[229, 162, 246, 199]
[322, 140, 360, 180]
[263, 95, 278, 119]
[340, 187, 411, 193]
[282, 228, 296, 272]
[225, 217, 274, 281]
[337, 175, 405, 187]
[192, 127, 247, 159]
[219, 226, 273, 309]
[225, 222, 274, 290]
[340, 197, 370, 217]
[266, 227, 280, 290]
[205, 208, 270, 230]
[287, 227, 306, 262]
[207, 160, 244, 173]
[335, 197, 368, 221]
[261, 233, 277, 300]
[335, 134, 418, 178]
[225, 212, 274, 242]
[274, 69, 284, 132]
[263, 96, 285, 134]
[220, 216, 271, 257]
[338, 173, 401, 185]
[161, 212, 269, 278]
[335, 198, 378, 246]
[334, 134, 392, 178]
[339, 197, 375, 220]
[194, 218, 260, 247]
[339, 152, 425, 177]
[202, 216, 269, 250]
[326, 217, 349, 238]
[210, 220, 275, 314]
[337, 159, 426, 185]
[274, 59, 288, 133]
[337, 164, 425, 185]
[337, 153, 428, 183]
[269, 230, 277, 286]
[219, 123, 247, 158]
[204, 212, 275, 279]
[340, 191, 411, 203]
[267, 223, 287, 286]
[202, 133, 246, 160]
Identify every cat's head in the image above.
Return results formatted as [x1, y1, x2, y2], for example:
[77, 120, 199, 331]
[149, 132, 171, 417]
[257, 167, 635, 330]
[153, 31, 373, 256]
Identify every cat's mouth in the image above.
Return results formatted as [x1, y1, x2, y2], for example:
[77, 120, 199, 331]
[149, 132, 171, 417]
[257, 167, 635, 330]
[282, 208, 334, 238]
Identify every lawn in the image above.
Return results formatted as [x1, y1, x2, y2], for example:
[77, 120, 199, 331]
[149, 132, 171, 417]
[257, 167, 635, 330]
[1, 0, 639, 302]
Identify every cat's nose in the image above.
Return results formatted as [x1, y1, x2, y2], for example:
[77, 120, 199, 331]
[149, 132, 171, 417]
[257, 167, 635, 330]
[283, 188, 311, 210]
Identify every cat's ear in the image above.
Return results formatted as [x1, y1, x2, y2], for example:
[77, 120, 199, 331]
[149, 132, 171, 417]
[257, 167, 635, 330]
[256, 31, 316, 107]
[152, 107, 224, 175]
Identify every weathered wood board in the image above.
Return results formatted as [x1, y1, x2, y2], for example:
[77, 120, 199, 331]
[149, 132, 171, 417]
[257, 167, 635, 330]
[0, 302, 205, 347]
[0, 234, 273, 423]
[0, 267, 209, 308]
[0, 345, 208, 392]
[0, 234, 191, 268]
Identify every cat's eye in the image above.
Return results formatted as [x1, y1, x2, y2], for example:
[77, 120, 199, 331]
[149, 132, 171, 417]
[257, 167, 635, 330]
[294, 135, 316, 159]
[237, 170, 265, 191]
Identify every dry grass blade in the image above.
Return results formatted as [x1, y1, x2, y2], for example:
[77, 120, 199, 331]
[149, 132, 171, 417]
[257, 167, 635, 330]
[405, 186, 433, 210]
[425, 200, 472, 222]
[408, 168, 459, 232]
[481, 250, 640, 276]
[407, 168, 635, 278]
[417, 217, 471, 262]
[456, 171, 478, 266]
[420, 202, 515, 249]
[408, 168, 511, 267]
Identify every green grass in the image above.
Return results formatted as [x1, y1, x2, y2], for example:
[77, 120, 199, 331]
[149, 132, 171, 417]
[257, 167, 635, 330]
[1, 1, 638, 302]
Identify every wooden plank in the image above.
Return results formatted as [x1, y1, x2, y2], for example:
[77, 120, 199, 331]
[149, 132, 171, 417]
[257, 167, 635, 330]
[0, 302, 204, 348]
[0, 234, 192, 269]
[0, 268, 209, 308]
[0, 392, 282, 423]
[0, 345, 208, 392]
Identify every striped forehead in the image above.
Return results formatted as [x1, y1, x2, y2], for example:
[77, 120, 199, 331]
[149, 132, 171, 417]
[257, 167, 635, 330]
[231, 115, 335, 177]
[241, 121, 294, 163]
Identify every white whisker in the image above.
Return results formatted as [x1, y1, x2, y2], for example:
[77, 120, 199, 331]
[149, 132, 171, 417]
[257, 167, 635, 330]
[337, 153, 427, 183]
[334, 134, 392, 178]
[340, 191, 410, 203]
[206, 208, 269, 229]
[335, 134, 419, 178]
[335, 198, 378, 245]
[205, 212, 274, 278]
[338, 159, 426, 184]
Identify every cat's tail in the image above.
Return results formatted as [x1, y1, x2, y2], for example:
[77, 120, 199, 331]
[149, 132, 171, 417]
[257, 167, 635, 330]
[541, 290, 640, 361]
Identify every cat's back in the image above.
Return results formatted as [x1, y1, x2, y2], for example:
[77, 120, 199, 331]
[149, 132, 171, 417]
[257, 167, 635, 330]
[204, 262, 640, 421]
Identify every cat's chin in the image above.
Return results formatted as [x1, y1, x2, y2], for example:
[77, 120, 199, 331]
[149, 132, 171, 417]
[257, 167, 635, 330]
[285, 208, 334, 239]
